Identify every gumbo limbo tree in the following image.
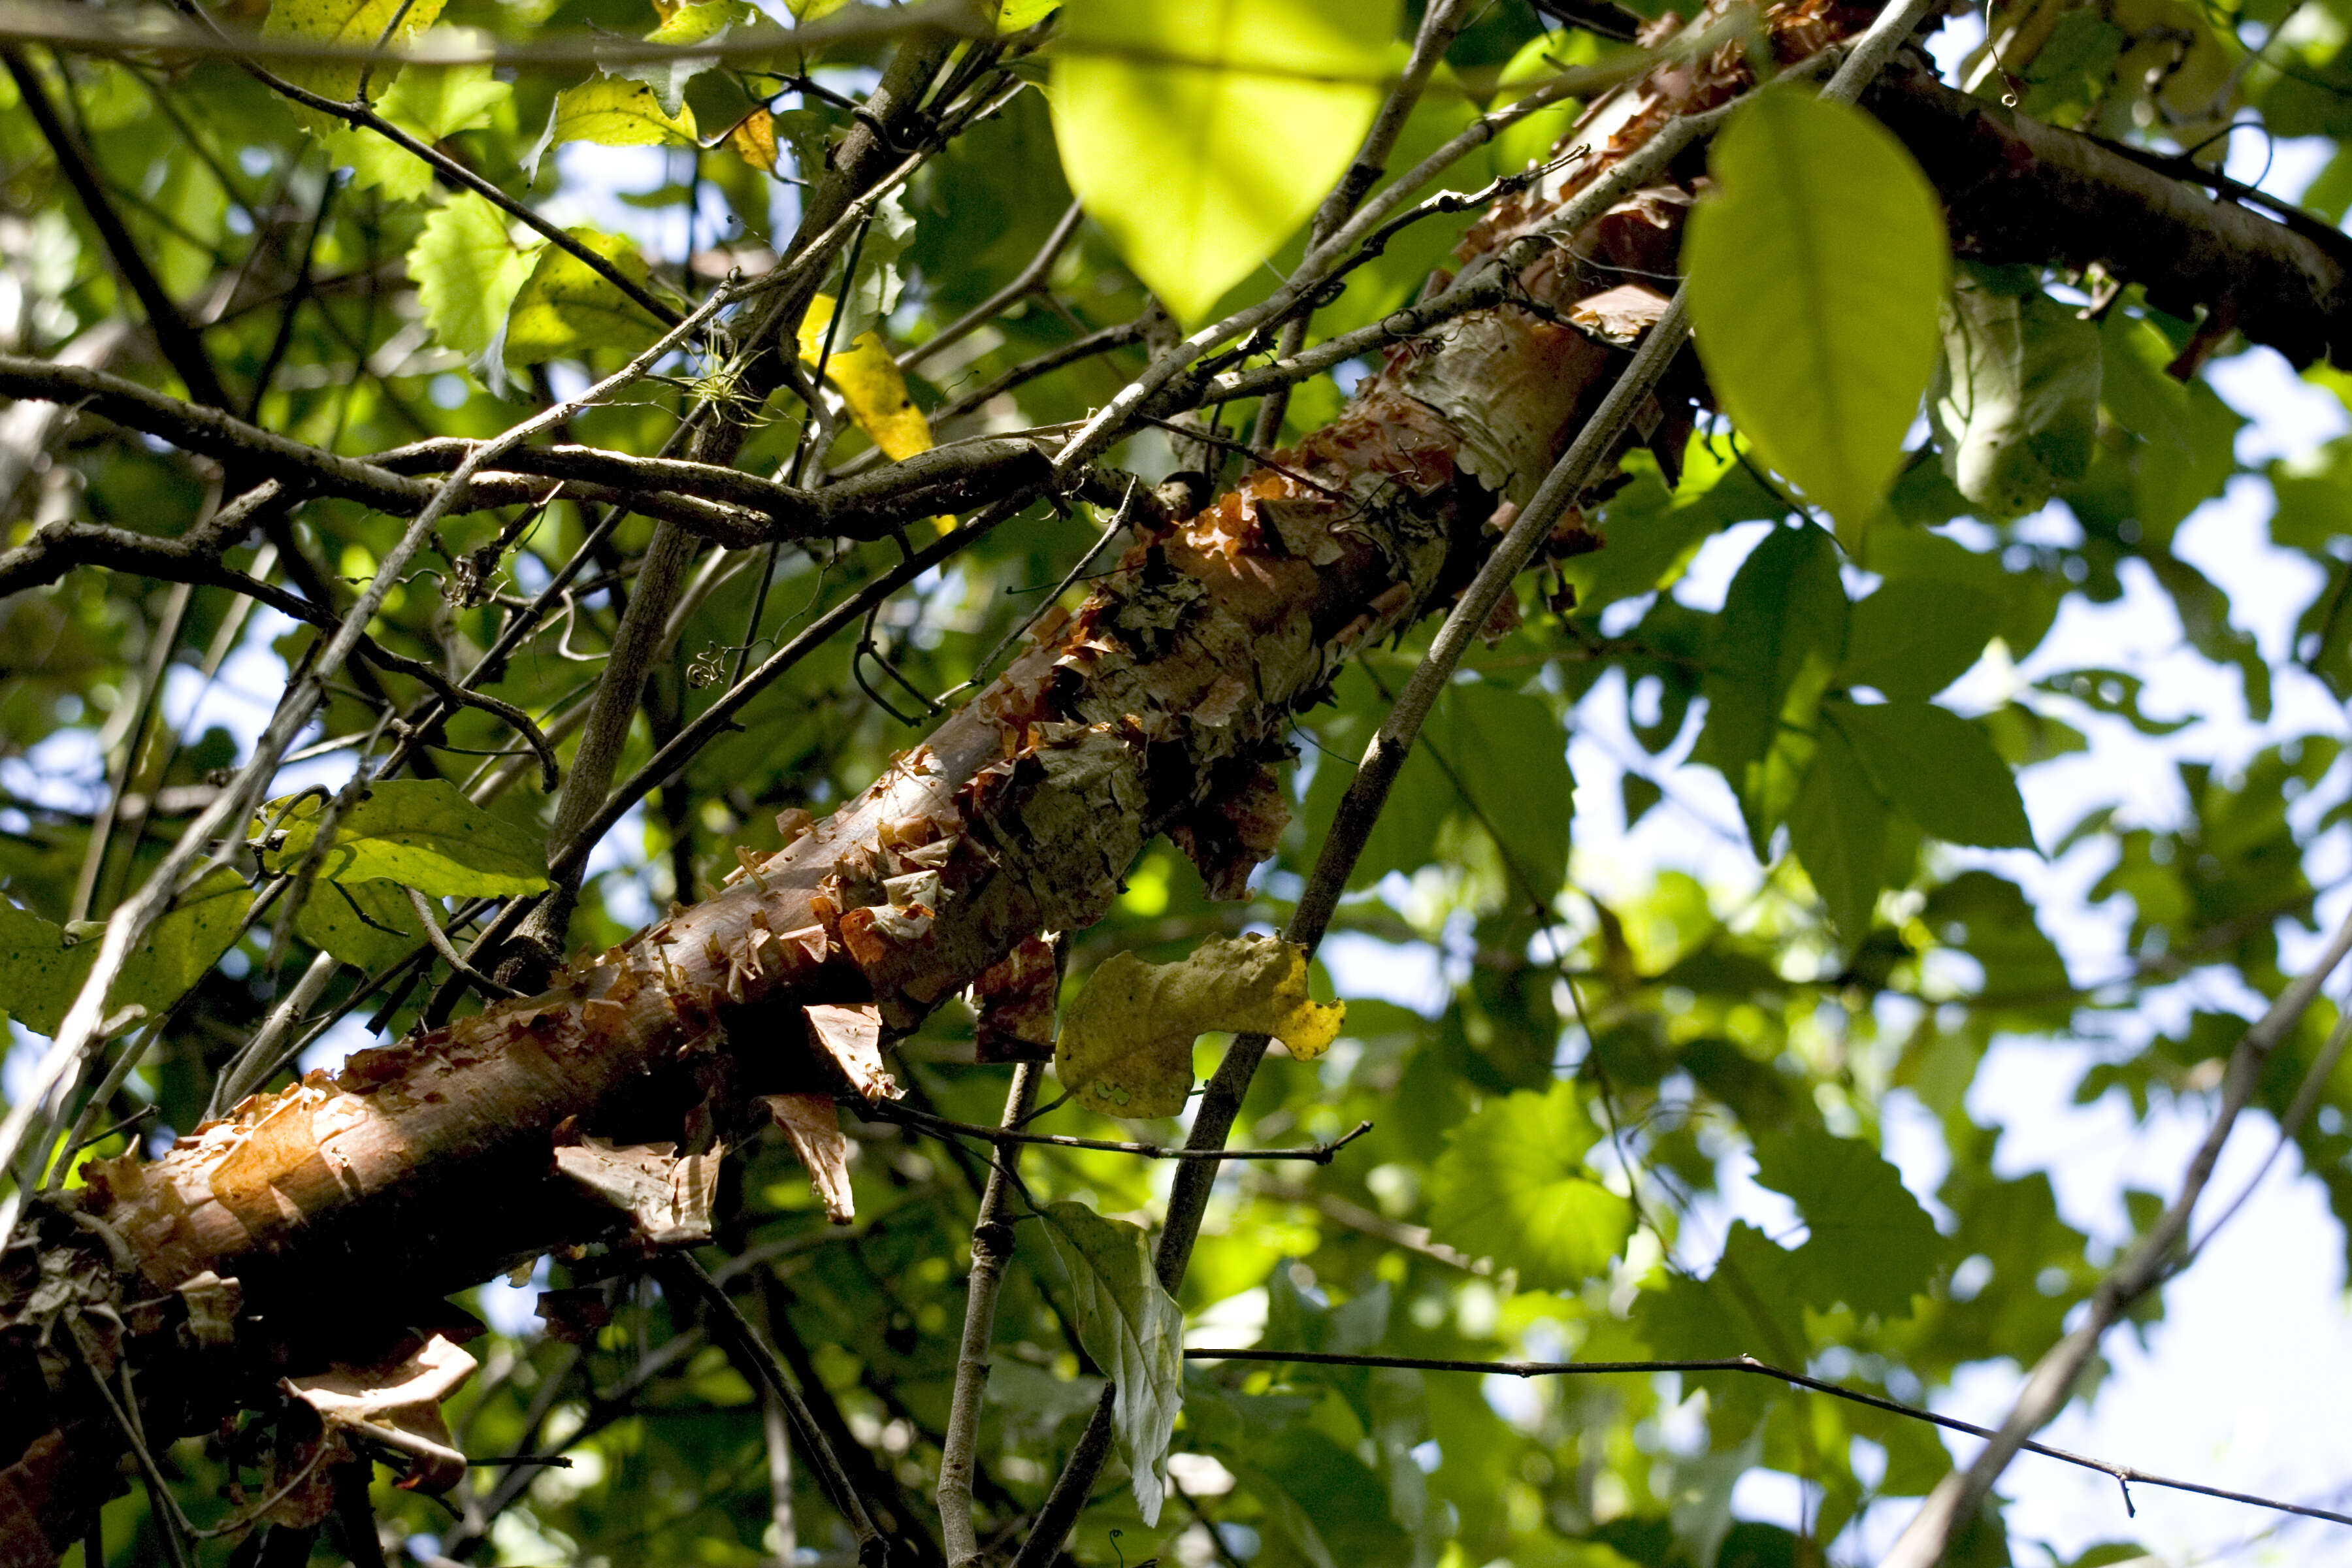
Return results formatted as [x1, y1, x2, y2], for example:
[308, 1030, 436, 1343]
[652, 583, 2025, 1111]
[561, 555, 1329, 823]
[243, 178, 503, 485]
[3, 0, 2352, 1562]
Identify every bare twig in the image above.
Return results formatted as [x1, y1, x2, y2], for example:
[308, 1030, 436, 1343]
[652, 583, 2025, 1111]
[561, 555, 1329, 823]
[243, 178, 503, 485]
[873, 1102, 1373, 1164]
[938, 1064, 1040, 1567]
[653, 1256, 889, 1568]
[1878, 907, 2352, 1565]
[1188, 1348, 2352, 1533]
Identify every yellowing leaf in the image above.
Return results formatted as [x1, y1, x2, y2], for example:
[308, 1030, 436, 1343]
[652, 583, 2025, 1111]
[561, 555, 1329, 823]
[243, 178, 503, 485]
[262, 0, 449, 118]
[1054, 934, 1343, 1119]
[528, 78, 696, 180]
[1050, 0, 1397, 324]
[1684, 87, 1948, 544]
[728, 107, 779, 172]
[798, 293, 932, 462]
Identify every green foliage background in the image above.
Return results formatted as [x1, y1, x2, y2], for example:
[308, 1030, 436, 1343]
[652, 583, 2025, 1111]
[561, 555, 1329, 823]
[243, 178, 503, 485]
[3, 0, 2351, 1565]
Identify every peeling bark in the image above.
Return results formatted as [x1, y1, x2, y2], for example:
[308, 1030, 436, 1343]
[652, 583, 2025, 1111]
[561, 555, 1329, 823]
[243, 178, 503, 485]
[18, 3, 2206, 1557]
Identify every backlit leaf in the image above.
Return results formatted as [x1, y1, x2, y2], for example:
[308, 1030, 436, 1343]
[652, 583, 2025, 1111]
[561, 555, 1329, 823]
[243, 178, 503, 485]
[529, 78, 697, 180]
[502, 229, 667, 366]
[1684, 88, 1948, 541]
[325, 60, 511, 201]
[1427, 1081, 1635, 1290]
[1055, 934, 1342, 1118]
[1050, 0, 1396, 323]
[798, 293, 932, 461]
[410, 193, 540, 359]
[1036, 1200, 1183, 1524]
[261, 779, 550, 899]
[625, 1, 752, 115]
[261, 0, 448, 119]
[1751, 1129, 1943, 1318]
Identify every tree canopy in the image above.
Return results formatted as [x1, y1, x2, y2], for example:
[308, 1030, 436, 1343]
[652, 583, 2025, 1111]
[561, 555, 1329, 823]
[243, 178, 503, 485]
[1, 1, 2350, 1566]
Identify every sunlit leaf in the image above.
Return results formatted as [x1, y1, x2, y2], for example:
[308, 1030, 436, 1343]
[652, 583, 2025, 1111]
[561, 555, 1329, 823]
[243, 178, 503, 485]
[798, 293, 932, 461]
[1050, 0, 1397, 323]
[502, 229, 667, 366]
[1427, 1081, 1635, 1290]
[1054, 934, 1342, 1118]
[409, 192, 540, 358]
[261, 0, 448, 118]
[1684, 88, 1948, 542]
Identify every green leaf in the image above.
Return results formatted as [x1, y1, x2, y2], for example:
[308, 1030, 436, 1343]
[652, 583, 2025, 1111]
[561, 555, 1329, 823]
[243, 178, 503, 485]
[0, 866, 253, 1037]
[2098, 312, 2242, 540]
[261, 779, 550, 899]
[1036, 1200, 1184, 1524]
[619, 0, 754, 116]
[1751, 1129, 1942, 1318]
[502, 229, 666, 367]
[529, 78, 698, 181]
[323, 61, 511, 201]
[410, 193, 540, 359]
[1825, 698, 2036, 851]
[1684, 88, 1948, 541]
[1426, 1081, 1635, 1290]
[1920, 870, 2073, 1009]
[1050, 0, 1397, 323]
[295, 879, 424, 970]
[1786, 720, 1887, 939]
[261, 0, 448, 121]
[1838, 578, 2000, 700]
[1929, 274, 2100, 519]
[1694, 524, 1848, 854]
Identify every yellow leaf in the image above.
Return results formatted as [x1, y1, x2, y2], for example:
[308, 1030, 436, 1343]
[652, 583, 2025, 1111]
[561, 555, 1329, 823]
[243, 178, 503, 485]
[797, 293, 932, 463]
[1054, 934, 1343, 1119]
[728, 108, 779, 173]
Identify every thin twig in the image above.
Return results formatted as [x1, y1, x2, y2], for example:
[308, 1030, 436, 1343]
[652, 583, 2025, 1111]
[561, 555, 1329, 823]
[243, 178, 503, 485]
[1186, 1348, 2352, 1532]
[901, 198, 1085, 376]
[938, 1064, 1040, 1567]
[873, 1102, 1373, 1164]
[653, 1256, 889, 1568]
